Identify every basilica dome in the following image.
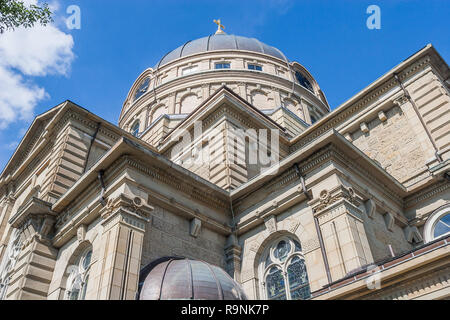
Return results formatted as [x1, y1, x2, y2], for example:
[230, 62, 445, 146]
[139, 257, 247, 300]
[120, 27, 330, 142]
[156, 34, 288, 68]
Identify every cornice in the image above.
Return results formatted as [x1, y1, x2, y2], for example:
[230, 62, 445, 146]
[404, 180, 450, 208]
[123, 156, 229, 210]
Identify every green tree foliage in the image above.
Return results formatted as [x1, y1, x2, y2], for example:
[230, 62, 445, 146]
[0, 0, 52, 34]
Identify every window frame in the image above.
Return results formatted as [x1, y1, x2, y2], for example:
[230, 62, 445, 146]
[248, 64, 263, 71]
[131, 120, 140, 137]
[424, 205, 450, 242]
[215, 62, 231, 69]
[134, 77, 150, 102]
[294, 71, 314, 93]
[65, 247, 93, 300]
[259, 236, 311, 300]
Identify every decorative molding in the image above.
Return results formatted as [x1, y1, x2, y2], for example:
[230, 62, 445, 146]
[404, 225, 423, 244]
[123, 156, 229, 209]
[378, 111, 388, 122]
[264, 215, 277, 234]
[384, 212, 395, 232]
[101, 193, 153, 222]
[364, 199, 376, 219]
[360, 122, 369, 133]
[393, 94, 409, 106]
[404, 180, 450, 208]
[312, 186, 359, 214]
[77, 224, 87, 243]
[189, 218, 202, 238]
[365, 266, 449, 300]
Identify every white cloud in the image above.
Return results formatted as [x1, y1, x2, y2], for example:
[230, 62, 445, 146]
[0, 25, 74, 76]
[0, 0, 74, 129]
[0, 68, 46, 129]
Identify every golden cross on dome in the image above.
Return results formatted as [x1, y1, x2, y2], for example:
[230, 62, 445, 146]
[213, 19, 226, 34]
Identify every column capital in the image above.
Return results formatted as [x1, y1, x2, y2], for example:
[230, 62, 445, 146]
[100, 193, 153, 232]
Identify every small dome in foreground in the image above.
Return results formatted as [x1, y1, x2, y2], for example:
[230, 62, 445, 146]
[139, 257, 247, 300]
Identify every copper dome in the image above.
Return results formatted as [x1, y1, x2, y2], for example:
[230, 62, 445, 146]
[139, 257, 247, 300]
[155, 34, 288, 68]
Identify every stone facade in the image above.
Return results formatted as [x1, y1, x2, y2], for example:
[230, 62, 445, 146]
[0, 34, 449, 300]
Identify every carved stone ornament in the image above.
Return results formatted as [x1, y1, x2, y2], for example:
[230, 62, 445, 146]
[264, 215, 277, 234]
[77, 225, 87, 243]
[314, 187, 359, 213]
[101, 194, 153, 221]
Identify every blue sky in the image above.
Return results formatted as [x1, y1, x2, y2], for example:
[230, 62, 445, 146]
[0, 0, 449, 171]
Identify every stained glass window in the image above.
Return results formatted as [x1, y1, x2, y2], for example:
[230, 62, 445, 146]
[65, 248, 92, 300]
[274, 240, 290, 262]
[293, 239, 302, 252]
[260, 237, 311, 300]
[287, 256, 310, 300]
[295, 71, 314, 92]
[82, 250, 92, 271]
[266, 267, 286, 300]
[265, 254, 273, 268]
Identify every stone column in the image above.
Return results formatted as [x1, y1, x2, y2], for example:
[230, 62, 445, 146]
[311, 187, 373, 282]
[96, 194, 152, 300]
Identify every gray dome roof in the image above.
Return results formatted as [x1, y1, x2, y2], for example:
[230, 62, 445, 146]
[139, 257, 247, 300]
[156, 34, 288, 68]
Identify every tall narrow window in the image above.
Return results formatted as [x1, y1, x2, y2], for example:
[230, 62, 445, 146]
[131, 121, 140, 137]
[260, 237, 311, 300]
[215, 63, 230, 69]
[295, 71, 314, 92]
[134, 77, 150, 101]
[65, 248, 92, 300]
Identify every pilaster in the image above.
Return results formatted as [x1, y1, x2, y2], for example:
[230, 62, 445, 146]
[311, 187, 374, 282]
[96, 193, 152, 300]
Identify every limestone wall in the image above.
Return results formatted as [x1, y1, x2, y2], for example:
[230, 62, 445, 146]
[141, 205, 226, 269]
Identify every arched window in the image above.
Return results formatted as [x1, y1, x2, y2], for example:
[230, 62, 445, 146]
[433, 214, 450, 239]
[260, 237, 311, 300]
[134, 77, 150, 101]
[295, 71, 314, 93]
[0, 229, 22, 300]
[424, 206, 450, 242]
[65, 248, 92, 300]
[131, 121, 140, 137]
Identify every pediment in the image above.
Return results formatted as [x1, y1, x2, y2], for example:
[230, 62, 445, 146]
[0, 104, 63, 180]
